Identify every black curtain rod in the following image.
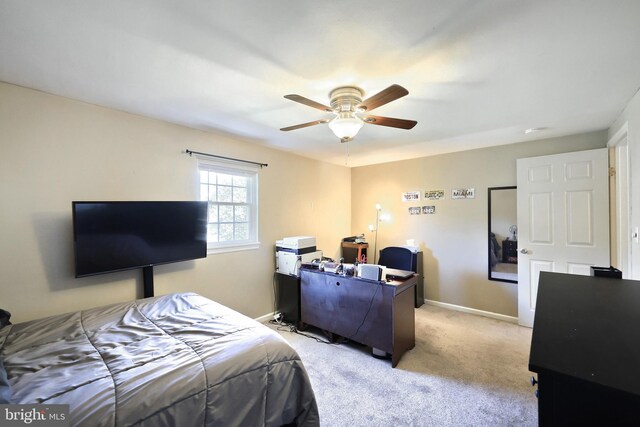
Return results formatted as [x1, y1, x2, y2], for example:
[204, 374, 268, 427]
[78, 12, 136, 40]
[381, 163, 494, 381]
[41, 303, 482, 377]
[185, 149, 268, 168]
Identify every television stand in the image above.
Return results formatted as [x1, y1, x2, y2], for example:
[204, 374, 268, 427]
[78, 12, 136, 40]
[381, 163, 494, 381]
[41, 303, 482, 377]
[143, 266, 154, 298]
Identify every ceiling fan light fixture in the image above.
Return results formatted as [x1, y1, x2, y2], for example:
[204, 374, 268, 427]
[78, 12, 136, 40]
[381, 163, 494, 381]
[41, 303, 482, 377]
[281, 84, 416, 141]
[328, 113, 364, 140]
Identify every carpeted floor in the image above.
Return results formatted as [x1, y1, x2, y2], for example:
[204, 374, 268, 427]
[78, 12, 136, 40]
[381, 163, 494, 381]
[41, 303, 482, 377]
[269, 304, 538, 426]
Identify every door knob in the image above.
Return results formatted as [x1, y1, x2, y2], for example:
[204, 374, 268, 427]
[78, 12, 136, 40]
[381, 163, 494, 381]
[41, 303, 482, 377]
[520, 248, 529, 254]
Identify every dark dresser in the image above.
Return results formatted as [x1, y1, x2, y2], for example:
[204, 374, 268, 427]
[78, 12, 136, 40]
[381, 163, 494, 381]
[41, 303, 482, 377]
[501, 239, 518, 263]
[529, 272, 640, 425]
[300, 268, 416, 367]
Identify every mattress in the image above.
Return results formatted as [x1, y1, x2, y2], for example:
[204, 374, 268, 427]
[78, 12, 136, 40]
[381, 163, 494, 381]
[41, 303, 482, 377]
[0, 292, 319, 426]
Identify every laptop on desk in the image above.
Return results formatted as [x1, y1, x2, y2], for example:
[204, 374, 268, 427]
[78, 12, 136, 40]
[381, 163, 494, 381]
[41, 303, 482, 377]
[384, 268, 415, 280]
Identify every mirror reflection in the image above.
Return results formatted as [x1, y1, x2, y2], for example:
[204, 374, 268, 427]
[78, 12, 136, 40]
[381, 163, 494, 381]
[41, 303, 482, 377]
[488, 186, 517, 283]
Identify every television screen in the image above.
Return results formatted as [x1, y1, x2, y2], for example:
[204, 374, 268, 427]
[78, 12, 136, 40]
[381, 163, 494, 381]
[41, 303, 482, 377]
[73, 201, 208, 277]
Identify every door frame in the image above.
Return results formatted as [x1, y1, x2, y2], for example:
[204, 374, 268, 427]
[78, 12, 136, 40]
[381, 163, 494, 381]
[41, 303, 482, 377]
[608, 123, 632, 279]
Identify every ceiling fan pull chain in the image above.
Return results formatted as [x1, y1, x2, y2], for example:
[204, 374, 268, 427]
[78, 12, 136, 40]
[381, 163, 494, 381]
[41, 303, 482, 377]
[344, 140, 350, 166]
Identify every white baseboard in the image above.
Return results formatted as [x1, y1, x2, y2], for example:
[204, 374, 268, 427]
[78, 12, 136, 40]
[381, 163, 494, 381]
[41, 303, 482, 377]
[255, 312, 275, 323]
[424, 299, 518, 324]
[259, 303, 518, 325]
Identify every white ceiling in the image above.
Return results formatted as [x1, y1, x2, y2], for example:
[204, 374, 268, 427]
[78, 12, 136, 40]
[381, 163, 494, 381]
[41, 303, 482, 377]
[1, 1, 640, 167]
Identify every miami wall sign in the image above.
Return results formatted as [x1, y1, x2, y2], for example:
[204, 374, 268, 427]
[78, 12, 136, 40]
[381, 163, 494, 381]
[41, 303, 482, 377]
[451, 187, 475, 199]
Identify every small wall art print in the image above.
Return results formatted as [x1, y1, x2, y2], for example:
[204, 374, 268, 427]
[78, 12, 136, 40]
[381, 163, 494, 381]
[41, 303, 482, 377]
[408, 206, 421, 215]
[451, 187, 475, 199]
[424, 190, 445, 200]
[402, 191, 421, 202]
[422, 205, 436, 214]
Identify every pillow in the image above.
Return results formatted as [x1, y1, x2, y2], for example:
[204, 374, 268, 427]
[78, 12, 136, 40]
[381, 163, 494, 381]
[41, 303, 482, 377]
[0, 359, 11, 404]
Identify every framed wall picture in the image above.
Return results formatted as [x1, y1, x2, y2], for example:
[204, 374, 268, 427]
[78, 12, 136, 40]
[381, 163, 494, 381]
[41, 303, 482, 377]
[408, 206, 421, 215]
[422, 205, 436, 214]
[424, 190, 445, 200]
[402, 191, 421, 202]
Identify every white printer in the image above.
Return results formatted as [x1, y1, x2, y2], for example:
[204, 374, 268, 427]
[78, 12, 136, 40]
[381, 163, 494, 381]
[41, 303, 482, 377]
[275, 236, 322, 277]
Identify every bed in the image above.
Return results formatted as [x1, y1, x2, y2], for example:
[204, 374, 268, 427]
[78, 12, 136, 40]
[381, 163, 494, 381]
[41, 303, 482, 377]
[0, 292, 319, 426]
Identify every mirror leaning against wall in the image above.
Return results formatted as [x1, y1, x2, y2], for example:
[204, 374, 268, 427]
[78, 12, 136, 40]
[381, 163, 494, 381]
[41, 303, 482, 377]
[488, 186, 518, 283]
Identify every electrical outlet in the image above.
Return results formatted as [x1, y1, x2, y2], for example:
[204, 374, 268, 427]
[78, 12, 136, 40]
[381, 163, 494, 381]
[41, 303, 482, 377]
[273, 312, 283, 322]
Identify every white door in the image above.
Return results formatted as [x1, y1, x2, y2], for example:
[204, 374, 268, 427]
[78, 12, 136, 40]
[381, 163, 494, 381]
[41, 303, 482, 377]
[517, 148, 609, 327]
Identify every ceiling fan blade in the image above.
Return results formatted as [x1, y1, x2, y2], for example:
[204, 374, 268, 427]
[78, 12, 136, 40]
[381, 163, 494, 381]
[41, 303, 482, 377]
[358, 84, 409, 111]
[280, 119, 330, 132]
[284, 94, 333, 112]
[363, 115, 417, 130]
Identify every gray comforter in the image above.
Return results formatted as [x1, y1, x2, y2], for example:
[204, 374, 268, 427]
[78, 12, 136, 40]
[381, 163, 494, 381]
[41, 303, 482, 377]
[0, 293, 319, 426]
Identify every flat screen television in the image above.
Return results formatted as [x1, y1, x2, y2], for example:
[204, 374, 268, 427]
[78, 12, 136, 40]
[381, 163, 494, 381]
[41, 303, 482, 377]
[72, 201, 208, 277]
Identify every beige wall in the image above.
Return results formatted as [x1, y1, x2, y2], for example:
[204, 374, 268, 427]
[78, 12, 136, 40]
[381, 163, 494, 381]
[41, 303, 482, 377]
[1, 79, 624, 323]
[351, 131, 607, 317]
[0, 82, 351, 323]
[609, 88, 640, 279]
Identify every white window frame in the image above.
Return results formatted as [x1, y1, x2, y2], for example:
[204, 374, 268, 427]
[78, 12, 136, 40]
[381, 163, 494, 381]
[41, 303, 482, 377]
[197, 156, 260, 254]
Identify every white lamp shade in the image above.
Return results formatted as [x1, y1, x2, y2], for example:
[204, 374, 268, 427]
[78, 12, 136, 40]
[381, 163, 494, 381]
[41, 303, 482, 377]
[328, 116, 364, 139]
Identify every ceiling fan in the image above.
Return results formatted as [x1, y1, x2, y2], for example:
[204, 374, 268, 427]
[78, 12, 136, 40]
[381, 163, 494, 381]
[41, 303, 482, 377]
[280, 84, 417, 143]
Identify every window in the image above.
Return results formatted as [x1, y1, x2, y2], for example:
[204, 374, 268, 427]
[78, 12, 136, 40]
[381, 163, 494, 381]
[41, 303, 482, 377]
[197, 158, 259, 253]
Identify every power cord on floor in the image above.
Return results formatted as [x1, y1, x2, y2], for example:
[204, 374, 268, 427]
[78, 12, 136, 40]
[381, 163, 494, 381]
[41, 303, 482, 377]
[272, 272, 279, 315]
[268, 319, 337, 345]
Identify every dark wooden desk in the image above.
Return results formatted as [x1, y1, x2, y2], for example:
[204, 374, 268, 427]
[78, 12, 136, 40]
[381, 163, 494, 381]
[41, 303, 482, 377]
[300, 268, 416, 367]
[529, 272, 640, 425]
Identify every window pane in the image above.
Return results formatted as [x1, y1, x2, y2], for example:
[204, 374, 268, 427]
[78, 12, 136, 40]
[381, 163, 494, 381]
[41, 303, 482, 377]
[233, 176, 247, 187]
[208, 204, 218, 222]
[207, 223, 219, 242]
[219, 205, 234, 222]
[208, 186, 217, 202]
[218, 185, 232, 202]
[235, 222, 248, 240]
[233, 187, 247, 203]
[198, 160, 258, 250]
[218, 173, 232, 186]
[234, 205, 248, 222]
[219, 223, 234, 241]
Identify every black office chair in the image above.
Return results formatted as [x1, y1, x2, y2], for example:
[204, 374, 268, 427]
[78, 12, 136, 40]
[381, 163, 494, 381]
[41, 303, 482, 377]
[379, 246, 413, 271]
[378, 246, 424, 307]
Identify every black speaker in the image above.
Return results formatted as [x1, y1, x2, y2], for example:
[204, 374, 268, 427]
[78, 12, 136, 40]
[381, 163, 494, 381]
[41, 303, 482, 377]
[275, 273, 300, 322]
